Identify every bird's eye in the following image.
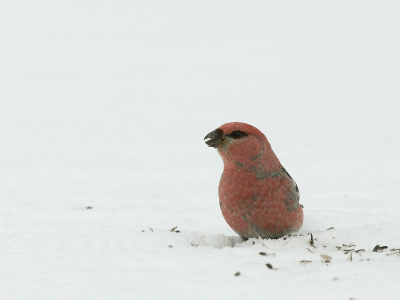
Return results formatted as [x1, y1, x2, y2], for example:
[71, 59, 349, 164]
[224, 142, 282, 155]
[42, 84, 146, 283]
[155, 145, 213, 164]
[228, 130, 247, 139]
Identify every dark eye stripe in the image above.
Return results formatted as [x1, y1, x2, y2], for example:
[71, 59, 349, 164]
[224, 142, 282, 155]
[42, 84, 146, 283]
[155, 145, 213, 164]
[227, 130, 247, 139]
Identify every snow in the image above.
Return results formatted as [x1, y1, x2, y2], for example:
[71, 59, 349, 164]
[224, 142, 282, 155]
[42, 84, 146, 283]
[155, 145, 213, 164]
[1, 1, 400, 299]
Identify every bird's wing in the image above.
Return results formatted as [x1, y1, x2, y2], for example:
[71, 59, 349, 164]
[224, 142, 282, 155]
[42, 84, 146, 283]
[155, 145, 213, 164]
[281, 166, 301, 208]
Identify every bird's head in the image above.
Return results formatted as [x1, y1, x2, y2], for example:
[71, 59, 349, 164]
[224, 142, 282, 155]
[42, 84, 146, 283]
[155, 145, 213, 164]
[204, 122, 280, 170]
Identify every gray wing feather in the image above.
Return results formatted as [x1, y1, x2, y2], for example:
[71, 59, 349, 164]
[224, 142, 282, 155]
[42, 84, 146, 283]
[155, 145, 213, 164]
[281, 166, 301, 207]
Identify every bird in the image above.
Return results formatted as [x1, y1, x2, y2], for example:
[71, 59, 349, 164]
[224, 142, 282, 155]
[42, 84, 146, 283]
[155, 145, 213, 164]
[204, 122, 303, 239]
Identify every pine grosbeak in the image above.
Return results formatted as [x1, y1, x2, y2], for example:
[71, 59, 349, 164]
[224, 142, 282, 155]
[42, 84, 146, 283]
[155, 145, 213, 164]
[205, 122, 303, 239]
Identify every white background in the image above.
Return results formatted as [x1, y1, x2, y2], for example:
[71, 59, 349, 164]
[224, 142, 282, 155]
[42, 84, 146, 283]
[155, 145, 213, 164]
[1, 1, 399, 299]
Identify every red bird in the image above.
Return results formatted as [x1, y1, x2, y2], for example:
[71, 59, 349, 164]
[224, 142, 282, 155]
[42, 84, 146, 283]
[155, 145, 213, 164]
[204, 122, 303, 239]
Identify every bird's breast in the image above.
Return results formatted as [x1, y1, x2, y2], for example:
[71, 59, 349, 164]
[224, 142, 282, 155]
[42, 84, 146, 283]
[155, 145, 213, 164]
[220, 166, 298, 211]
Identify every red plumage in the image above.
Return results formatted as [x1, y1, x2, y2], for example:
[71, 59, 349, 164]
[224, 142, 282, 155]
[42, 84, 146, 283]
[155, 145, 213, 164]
[205, 122, 303, 239]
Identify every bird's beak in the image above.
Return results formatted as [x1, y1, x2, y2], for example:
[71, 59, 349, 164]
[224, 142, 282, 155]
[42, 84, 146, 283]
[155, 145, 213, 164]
[204, 128, 225, 148]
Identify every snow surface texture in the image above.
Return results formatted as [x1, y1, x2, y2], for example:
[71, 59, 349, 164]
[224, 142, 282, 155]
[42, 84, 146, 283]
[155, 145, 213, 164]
[1, 1, 400, 299]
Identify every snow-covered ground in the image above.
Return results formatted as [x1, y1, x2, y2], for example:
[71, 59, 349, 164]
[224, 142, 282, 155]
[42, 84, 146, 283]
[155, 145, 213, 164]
[1, 1, 400, 299]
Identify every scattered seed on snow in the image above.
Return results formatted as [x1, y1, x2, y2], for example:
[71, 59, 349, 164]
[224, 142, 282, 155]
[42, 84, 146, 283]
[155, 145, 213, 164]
[300, 260, 312, 264]
[266, 263, 273, 269]
[344, 249, 355, 254]
[320, 254, 332, 260]
[308, 233, 314, 246]
[149, 227, 153, 232]
[373, 245, 388, 252]
[169, 226, 177, 232]
[235, 272, 240, 276]
[326, 227, 334, 230]
[168, 245, 173, 248]
[348, 252, 353, 261]
[259, 252, 275, 257]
